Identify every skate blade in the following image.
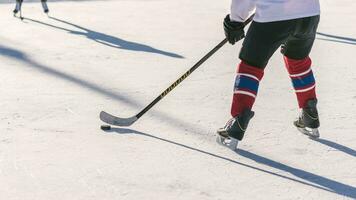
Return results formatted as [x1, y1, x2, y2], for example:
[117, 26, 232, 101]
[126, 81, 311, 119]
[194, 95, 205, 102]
[297, 127, 320, 139]
[216, 135, 238, 151]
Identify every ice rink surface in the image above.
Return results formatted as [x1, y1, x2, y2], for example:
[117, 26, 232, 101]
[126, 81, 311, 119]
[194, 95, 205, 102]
[0, 0, 355, 199]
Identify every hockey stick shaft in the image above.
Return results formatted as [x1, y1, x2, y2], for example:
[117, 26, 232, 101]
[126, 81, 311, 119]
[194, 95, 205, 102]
[136, 39, 227, 118]
[135, 15, 255, 119]
[100, 39, 230, 126]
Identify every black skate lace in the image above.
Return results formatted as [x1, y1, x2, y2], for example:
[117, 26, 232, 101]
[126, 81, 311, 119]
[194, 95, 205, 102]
[237, 120, 246, 131]
[225, 118, 235, 129]
[225, 117, 246, 132]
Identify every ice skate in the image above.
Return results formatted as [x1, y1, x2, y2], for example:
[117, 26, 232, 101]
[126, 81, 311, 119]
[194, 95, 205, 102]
[294, 99, 320, 138]
[216, 126, 239, 151]
[216, 109, 254, 150]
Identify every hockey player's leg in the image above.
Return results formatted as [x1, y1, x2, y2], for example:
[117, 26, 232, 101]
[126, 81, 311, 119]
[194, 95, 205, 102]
[41, 0, 49, 13]
[282, 15, 320, 138]
[13, 0, 22, 15]
[218, 20, 290, 150]
[217, 62, 264, 150]
[283, 56, 320, 137]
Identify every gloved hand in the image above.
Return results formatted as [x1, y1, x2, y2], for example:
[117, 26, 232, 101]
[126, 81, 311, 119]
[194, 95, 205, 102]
[224, 14, 245, 45]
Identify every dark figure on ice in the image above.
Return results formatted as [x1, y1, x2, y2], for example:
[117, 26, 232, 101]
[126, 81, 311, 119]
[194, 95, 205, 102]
[217, 0, 321, 150]
[13, 0, 49, 19]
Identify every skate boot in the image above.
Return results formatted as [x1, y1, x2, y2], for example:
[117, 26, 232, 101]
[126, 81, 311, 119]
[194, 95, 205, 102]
[216, 109, 254, 150]
[294, 99, 320, 138]
[41, 0, 49, 14]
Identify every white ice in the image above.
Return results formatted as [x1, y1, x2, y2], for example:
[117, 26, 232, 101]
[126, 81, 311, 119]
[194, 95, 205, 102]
[0, 0, 355, 199]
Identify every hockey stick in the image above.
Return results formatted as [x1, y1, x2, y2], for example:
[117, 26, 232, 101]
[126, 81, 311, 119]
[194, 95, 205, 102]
[100, 14, 255, 127]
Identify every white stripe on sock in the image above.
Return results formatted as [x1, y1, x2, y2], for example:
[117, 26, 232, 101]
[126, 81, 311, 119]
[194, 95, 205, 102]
[289, 68, 312, 78]
[234, 90, 256, 98]
[236, 73, 260, 81]
[295, 84, 316, 93]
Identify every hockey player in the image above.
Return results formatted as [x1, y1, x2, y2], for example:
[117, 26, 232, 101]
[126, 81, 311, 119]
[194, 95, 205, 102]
[217, 0, 321, 150]
[13, 0, 49, 17]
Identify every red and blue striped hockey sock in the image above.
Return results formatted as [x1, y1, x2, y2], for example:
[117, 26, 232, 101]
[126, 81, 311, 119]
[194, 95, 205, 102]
[284, 56, 317, 108]
[231, 61, 264, 117]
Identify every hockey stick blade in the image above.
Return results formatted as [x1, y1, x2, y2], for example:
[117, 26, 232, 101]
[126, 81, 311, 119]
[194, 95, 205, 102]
[100, 111, 138, 126]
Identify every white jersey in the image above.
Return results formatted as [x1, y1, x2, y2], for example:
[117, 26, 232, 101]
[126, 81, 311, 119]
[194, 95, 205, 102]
[230, 0, 320, 23]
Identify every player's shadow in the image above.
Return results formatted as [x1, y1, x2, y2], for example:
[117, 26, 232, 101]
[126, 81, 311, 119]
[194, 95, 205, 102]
[108, 127, 356, 199]
[23, 17, 184, 58]
[0, 44, 206, 135]
[0, 44, 136, 106]
[312, 138, 356, 157]
[317, 32, 356, 45]
[236, 149, 356, 198]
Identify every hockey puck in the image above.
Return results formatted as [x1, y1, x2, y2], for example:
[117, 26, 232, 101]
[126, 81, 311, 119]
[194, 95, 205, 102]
[100, 125, 111, 131]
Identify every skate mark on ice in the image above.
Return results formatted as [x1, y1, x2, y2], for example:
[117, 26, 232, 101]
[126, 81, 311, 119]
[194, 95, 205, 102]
[0, 44, 206, 135]
[23, 17, 184, 58]
[313, 138, 356, 158]
[238, 150, 356, 199]
[106, 127, 351, 195]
